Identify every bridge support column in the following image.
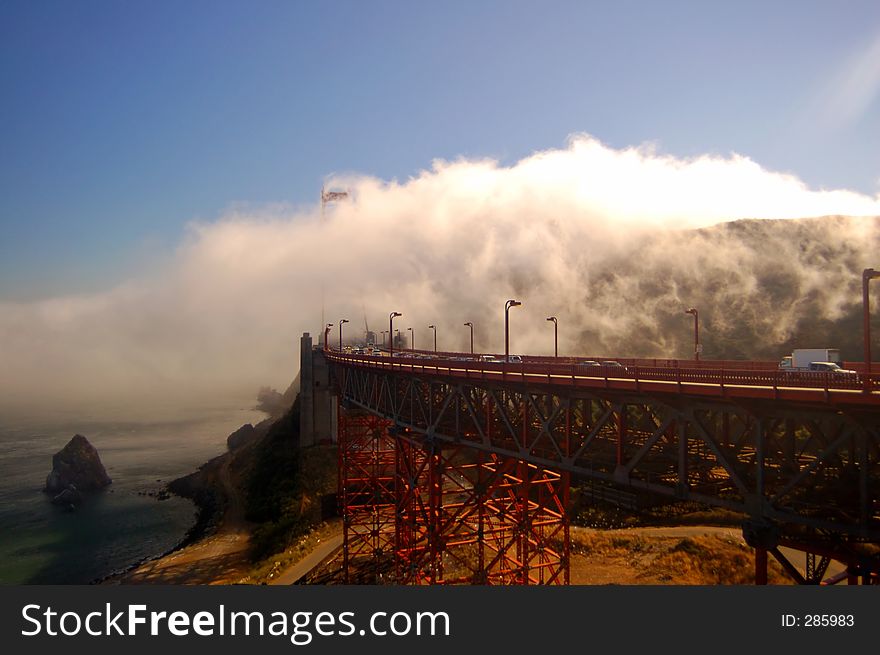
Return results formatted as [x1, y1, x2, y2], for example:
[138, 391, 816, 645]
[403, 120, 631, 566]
[805, 553, 825, 584]
[847, 567, 859, 585]
[479, 454, 569, 585]
[392, 441, 570, 585]
[755, 547, 768, 585]
[300, 333, 337, 445]
[676, 419, 689, 497]
[338, 407, 396, 583]
[394, 433, 429, 583]
[340, 405, 570, 585]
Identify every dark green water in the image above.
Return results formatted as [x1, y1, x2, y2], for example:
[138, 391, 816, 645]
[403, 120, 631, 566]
[0, 402, 264, 584]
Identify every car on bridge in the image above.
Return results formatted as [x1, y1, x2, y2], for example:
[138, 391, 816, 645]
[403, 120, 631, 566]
[506, 355, 523, 364]
[601, 360, 629, 373]
[578, 360, 601, 368]
[779, 361, 859, 382]
[807, 362, 858, 376]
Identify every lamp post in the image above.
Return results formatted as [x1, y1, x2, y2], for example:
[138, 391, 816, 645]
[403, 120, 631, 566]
[464, 322, 474, 354]
[338, 319, 349, 351]
[685, 307, 700, 361]
[407, 327, 414, 350]
[428, 324, 437, 352]
[864, 268, 880, 377]
[324, 323, 333, 351]
[546, 316, 558, 357]
[505, 299, 522, 362]
[389, 312, 402, 357]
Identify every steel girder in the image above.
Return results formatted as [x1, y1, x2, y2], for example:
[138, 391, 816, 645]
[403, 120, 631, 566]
[339, 405, 568, 585]
[393, 435, 568, 585]
[335, 365, 880, 555]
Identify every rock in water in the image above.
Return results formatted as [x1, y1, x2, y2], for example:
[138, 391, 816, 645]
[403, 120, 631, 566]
[44, 434, 112, 494]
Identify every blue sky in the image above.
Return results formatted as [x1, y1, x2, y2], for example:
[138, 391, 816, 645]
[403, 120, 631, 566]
[2, 0, 880, 300]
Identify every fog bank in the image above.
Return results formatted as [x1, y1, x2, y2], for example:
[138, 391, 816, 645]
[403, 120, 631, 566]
[2, 135, 878, 413]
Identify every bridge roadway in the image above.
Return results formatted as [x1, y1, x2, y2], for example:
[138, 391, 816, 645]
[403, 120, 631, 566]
[328, 349, 880, 408]
[327, 346, 880, 582]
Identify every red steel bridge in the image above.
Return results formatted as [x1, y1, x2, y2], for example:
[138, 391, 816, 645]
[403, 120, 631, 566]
[326, 347, 880, 586]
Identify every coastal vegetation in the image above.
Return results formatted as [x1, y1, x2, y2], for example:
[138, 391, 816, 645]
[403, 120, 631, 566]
[242, 398, 337, 562]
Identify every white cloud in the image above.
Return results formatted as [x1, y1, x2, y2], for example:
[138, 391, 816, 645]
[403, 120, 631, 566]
[1, 135, 878, 414]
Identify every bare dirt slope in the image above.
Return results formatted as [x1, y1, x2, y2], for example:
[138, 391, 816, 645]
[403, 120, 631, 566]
[569, 525, 791, 585]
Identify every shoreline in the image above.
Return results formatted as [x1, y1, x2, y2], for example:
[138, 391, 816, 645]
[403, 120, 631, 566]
[97, 403, 279, 583]
[101, 409, 284, 585]
[98, 392, 298, 583]
[99, 396, 336, 585]
[97, 451, 230, 584]
[165, 456, 227, 549]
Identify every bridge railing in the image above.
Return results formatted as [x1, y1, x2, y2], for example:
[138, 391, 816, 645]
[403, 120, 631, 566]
[326, 348, 880, 400]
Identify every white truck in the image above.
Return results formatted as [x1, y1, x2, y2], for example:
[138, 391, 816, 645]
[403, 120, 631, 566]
[778, 348, 857, 376]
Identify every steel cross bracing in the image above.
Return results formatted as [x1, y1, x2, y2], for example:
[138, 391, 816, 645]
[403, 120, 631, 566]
[393, 433, 568, 585]
[338, 408, 568, 584]
[329, 353, 880, 582]
[337, 411, 398, 583]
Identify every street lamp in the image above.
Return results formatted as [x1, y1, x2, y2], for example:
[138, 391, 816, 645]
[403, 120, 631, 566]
[324, 323, 333, 351]
[464, 322, 474, 354]
[338, 319, 349, 351]
[546, 316, 558, 358]
[389, 312, 402, 357]
[407, 327, 414, 350]
[428, 324, 437, 352]
[685, 307, 700, 361]
[505, 299, 522, 362]
[864, 268, 880, 376]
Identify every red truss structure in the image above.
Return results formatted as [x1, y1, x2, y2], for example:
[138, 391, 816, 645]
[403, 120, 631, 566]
[393, 435, 569, 585]
[478, 455, 569, 585]
[337, 410, 397, 583]
[331, 355, 880, 585]
[339, 405, 569, 585]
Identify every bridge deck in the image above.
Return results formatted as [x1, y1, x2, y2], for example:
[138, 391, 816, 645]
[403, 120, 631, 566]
[326, 350, 880, 408]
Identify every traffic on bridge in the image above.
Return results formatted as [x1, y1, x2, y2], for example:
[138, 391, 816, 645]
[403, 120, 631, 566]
[324, 292, 880, 586]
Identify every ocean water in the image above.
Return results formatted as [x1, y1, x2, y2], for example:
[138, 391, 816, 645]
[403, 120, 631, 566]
[0, 401, 265, 584]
